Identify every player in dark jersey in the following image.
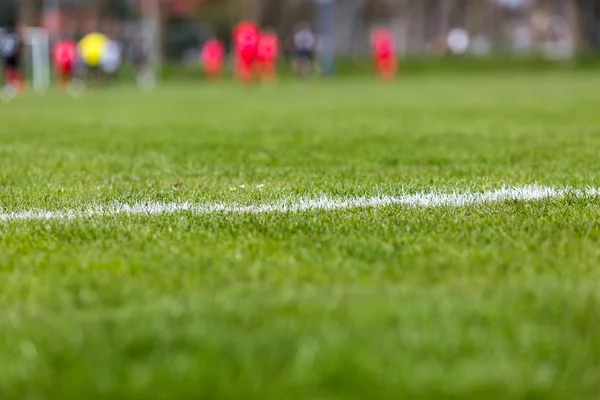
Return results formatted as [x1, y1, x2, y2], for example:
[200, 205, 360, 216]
[290, 22, 317, 78]
[1, 19, 23, 99]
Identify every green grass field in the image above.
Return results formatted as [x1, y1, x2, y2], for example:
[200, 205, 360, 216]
[1, 73, 600, 400]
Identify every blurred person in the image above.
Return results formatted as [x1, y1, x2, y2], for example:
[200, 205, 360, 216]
[128, 34, 154, 89]
[201, 38, 226, 81]
[101, 39, 123, 82]
[52, 39, 78, 90]
[1, 18, 24, 100]
[78, 32, 109, 85]
[256, 28, 279, 83]
[371, 29, 397, 80]
[233, 21, 259, 84]
[290, 22, 316, 78]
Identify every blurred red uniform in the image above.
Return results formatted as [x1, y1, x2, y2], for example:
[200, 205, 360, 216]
[371, 29, 397, 79]
[201, 39, 225, 80]
[256, 31, 279, 82]
[233, 22, 259, 83]
[52, 40, 78, 86]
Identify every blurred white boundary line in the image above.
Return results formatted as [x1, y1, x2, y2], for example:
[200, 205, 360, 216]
[0, 185, 599, 223]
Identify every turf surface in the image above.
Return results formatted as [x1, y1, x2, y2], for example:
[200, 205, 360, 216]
[1, 73, 600, 399]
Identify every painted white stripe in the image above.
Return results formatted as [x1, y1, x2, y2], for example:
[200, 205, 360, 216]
[0, 185, 598, 223]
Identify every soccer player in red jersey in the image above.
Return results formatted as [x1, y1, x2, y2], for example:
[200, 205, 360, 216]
[256, 29, 279, 83]
[53, 40, 78, 89]
[233, 21, 259, 83]
[371, 29, 397, 80]
[201, 38, 225, 80]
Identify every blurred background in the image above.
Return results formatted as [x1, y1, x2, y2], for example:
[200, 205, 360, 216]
[1, 0, 598, 61]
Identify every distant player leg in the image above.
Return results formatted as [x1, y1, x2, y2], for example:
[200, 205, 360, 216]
[235, 58, 254, 84]
[4, 67, 18, 86]
[296, 50, 314, 78]
[135, 64, 155, 91]
[2, 69, 17, 100]
[55, 65, 72, 90]
[3, 60, 22, 100]
[377, 57, 397, 80]
[205, 61, 222, 81]
[258, 61, 276, 83]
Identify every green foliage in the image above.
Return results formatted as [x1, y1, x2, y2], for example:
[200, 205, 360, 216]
[1, 74, 600, 399]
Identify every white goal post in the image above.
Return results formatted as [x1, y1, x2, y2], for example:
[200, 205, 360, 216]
[0, 27, 51, 93]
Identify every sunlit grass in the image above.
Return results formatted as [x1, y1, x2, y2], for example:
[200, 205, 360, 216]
[0, 73, 600, 399]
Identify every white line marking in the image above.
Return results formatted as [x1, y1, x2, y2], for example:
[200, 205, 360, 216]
[0, 185, 598, 223]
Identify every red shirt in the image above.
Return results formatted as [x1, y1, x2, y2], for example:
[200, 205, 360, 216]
[53, 40, 77, 70]
[257, 33, 279, 62]
[201, 39, 225, 68]
[234, 22, 259, 63]
[372, 30, 395, 60]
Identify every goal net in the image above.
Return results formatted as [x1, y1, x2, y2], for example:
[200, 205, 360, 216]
[0, 27, 51, 93]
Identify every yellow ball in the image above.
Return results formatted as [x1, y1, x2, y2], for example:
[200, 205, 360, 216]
[78, 33, 109, 67]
